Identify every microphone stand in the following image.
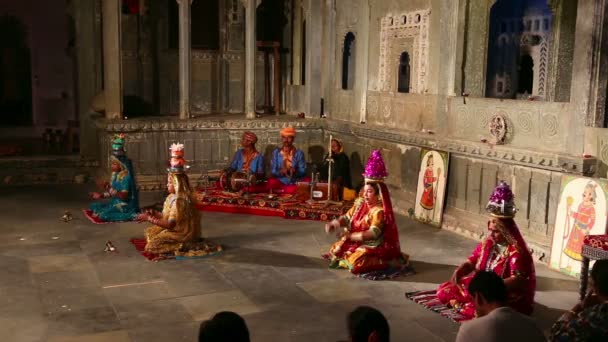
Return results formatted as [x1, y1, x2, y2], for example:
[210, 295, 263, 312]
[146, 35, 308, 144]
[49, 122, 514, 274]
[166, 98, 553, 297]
[306, 164, 317, 205]
[322, 135, 341, 207]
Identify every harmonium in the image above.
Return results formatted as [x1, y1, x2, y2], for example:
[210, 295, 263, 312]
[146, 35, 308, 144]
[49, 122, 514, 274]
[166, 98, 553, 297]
[296, 182, 339, 202]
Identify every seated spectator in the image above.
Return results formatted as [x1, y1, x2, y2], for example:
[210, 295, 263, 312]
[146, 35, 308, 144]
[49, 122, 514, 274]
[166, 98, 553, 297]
[550, 260, 608, 341]
[198, 311, 250, 342]
[455, 271, 545, 342]
[347, 306, 390, 342]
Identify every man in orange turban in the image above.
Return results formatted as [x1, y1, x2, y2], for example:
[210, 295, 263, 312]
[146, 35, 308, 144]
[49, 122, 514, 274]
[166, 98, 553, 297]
[221, 131, 265, 191]
[268, 126, 308, 194]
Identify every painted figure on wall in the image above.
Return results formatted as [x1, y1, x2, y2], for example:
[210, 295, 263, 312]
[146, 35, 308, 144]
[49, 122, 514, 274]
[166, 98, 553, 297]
[563, 181, 597, 261]
[550, 177, 608, 277]
[414, 150, 448, 227]
[419, 154, 438, 221]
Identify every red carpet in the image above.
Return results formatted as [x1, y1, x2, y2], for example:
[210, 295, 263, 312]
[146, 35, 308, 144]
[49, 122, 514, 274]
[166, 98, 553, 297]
[82, 209, 132, 225]
[405, 291, 468, 323]
[130, 238, 162, 261]
[83, 209, 105, 224]
[194, 188, 350, 222]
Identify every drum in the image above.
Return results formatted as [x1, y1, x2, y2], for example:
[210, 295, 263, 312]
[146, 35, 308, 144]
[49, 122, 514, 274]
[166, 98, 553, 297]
[220, 171, 249, 192]
[296, 182, 340, 202]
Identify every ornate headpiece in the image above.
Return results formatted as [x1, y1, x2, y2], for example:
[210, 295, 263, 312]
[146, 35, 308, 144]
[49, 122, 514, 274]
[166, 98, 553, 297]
[111, 133, 126, 157]
[168, 142, 189, 174]
[486, 181, 517, 218]
[280, 126, 296, 137]
[363, 150, 388, 183]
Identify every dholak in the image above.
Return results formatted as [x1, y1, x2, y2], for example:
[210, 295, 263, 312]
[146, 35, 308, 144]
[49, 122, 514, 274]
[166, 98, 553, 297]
[296, 182, 339, 202]
[220, 171, 249, 192]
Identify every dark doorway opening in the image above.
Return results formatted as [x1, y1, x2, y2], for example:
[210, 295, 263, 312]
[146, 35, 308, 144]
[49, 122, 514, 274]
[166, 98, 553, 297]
[397, 51, 411, 93]
[0, 15, 32, 126]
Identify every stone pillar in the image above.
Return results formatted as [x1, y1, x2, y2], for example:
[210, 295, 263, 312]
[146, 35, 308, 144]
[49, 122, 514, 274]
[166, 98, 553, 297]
[102, 0, 123, 120]
[244, 0, 256, 119]
[273, 45, 280, 114]
[446, 0, 467, 96]
[462, 0, 491, 97]
[71, 0, 100, 158]
[568, 0, 608, 154]
[355, 1, 370, 123]
[292, 2, 303, 85]
[321, 0, 335, 115]
[177, 0, 192, 119]
[305, 0, 322, 116]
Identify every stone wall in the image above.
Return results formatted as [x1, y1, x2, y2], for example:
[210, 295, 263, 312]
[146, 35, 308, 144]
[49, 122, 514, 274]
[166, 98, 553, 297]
[92, 114, 596, 263]
[96, 117, 325, 190]
[323, 118, 594, 262]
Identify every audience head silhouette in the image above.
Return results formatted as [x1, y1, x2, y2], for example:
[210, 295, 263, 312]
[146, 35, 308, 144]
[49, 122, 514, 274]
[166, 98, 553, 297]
[198, 311, 250, 342]
[591, 259, 608, 298]
[468, 270, 508, 317]
[347, 306, 390, 342]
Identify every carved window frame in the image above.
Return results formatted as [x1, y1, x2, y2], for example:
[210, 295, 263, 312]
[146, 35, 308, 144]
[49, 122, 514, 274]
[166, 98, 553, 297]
[377, 9, 430, 94]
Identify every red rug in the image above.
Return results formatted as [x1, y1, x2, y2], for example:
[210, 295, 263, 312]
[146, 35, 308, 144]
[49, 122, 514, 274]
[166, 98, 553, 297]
[405, 290, 468, 323]
[130, 238, 162, 260]
[82, 209, 115, 224]
[194, 188, 350, 222]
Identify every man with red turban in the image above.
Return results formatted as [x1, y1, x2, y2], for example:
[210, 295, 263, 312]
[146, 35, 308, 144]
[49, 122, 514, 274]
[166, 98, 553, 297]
[220, 131, 265, 191]
[268, 126, 308, 194]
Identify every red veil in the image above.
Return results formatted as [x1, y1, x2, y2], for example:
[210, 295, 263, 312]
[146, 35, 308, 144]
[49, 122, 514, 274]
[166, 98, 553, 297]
[361, 182, 404, 260]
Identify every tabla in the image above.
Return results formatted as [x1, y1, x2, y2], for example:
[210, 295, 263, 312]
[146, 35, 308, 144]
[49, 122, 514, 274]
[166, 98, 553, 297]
[220, 171, 250, 192]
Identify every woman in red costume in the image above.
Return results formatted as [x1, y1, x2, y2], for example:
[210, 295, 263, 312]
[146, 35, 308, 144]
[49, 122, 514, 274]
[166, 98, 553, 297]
[436, 181, 536, 320]
[324, 150, 410, 279]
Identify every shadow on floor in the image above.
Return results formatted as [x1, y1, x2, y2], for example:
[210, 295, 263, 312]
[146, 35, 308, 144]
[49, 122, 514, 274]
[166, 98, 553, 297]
[533, 302, 564, 334]
[536, 275, 579, 292]
[396, 259, 455, 284]
[214, 246, 326, 269]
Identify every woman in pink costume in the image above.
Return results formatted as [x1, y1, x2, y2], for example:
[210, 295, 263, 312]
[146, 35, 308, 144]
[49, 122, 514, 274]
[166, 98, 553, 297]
[436, 181, 536, 319]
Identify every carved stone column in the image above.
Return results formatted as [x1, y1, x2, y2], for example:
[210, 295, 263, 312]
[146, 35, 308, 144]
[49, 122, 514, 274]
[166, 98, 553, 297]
[568, 0, 608, 154]
[355, 0, 370, 123]
[102, 0, 123, 120]
[177, 0, 192, 119]
[305, 0, 322, 116]
[321, 0, 335, 116]
[244, 0, 256, 119]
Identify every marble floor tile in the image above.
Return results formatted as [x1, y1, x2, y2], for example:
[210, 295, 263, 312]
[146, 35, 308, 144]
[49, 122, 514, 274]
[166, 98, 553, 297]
[176, 289, 262, 321]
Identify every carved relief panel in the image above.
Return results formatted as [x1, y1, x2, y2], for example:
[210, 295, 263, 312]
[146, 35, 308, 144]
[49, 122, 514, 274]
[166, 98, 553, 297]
[377, 10, 430, 94]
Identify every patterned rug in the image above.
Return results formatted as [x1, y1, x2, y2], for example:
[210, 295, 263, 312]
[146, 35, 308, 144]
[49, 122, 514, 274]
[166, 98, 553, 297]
[356, 265, 416, 281]
[194, 188, 351, 222]
[405, 290, 468, 323]
[129, 238, 223, 261]
[83, 209, 132, 225]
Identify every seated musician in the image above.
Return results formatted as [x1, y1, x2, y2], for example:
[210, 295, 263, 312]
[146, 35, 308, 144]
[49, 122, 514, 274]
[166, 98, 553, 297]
[221, 131, 265, 192]
[319, 138, 352, 200]
[268, 127, 308, 194]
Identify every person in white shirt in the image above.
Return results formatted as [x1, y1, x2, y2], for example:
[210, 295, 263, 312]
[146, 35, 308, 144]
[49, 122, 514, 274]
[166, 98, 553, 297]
[455, 271, 546, 342]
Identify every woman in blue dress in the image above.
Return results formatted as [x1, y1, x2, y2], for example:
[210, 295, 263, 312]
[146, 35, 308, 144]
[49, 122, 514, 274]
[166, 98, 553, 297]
[89, 134, 139, 221]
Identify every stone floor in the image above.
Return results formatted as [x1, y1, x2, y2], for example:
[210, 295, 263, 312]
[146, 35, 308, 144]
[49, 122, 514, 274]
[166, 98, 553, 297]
[0, 185, 579, 342]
